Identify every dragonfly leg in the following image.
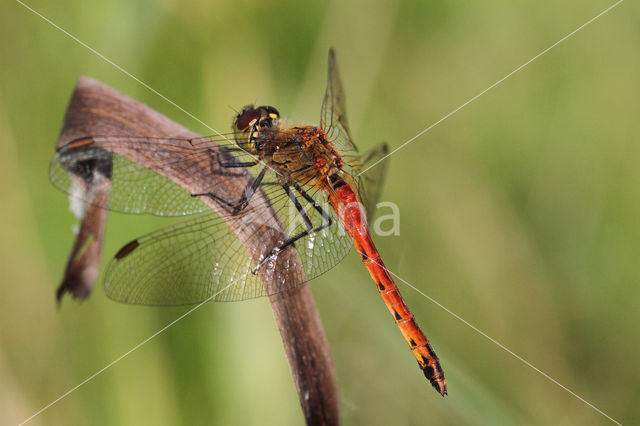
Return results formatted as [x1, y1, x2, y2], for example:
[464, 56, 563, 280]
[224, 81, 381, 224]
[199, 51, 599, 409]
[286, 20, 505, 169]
[283, 182, 314, 232]
[253, 184, 332, 274]
[281, 183, 333, 249]
[207, 149, 244, 177]
[293, 183, 333, 232]
[231, 166, 267, 214]
[191, 166, 267, 213]
[207, 149, 260, 176]
[216, 151, 260, 168]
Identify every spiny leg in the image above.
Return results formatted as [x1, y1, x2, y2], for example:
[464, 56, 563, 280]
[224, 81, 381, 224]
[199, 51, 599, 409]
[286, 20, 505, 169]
[280, 183, 333, 249]
[285, 182, 313, 232]
[253, 183, 332, 274]
[210, 148, 260, 175]
[191, 165, 267, 213]
[207, 148, 245, 177]
[215, 150, 261, 168]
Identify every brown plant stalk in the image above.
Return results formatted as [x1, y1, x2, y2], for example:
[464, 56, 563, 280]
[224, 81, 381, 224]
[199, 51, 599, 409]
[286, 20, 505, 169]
[55, 77, 340, 425]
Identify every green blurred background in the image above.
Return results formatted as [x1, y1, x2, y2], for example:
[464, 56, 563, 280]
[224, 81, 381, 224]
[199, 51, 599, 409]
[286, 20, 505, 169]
[1, 0, 638, 424]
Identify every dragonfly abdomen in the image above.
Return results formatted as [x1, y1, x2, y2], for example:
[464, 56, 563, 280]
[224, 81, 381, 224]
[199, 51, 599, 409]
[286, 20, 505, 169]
[328, 181, 448, 396]
[361, 247, 447, 396]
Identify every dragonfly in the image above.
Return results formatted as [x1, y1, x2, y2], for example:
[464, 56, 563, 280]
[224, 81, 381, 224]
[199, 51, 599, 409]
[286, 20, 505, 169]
[50, 48, 447, 396]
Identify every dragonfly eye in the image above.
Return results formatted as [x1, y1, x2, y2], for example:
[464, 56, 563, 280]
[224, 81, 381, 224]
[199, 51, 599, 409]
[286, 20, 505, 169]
[234, 105, 280, 151]
[234, 105, 279, 131]
[235, 105, 261, 132]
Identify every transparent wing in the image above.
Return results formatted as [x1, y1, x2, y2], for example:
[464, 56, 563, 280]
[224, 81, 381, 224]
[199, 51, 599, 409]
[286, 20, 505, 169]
[320, 48, 359, 154]
[49, 135, 263, 216]
[347, 142, 389, 220]
[104, 182, 353, 305]
[51, 134, 354, 305]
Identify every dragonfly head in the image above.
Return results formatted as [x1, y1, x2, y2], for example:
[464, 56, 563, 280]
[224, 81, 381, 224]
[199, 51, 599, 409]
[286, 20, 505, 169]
[233, 105, 280, 152]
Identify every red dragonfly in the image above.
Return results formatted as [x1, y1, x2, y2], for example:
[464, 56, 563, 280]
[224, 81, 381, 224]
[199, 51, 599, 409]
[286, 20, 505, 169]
[50, 49, 447, 395]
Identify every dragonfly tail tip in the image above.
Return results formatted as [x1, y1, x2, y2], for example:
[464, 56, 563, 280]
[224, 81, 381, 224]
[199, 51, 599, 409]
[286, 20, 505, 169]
[432, 381, 448, 397]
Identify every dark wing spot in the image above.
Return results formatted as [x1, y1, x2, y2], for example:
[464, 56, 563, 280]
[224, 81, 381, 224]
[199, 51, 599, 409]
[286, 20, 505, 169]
[410, 339, 417, 347]
[377, 281, 385, 291]
[66, 136, 94, 149]
[394, 311, 402, 321]
[115, 240, 139, 259]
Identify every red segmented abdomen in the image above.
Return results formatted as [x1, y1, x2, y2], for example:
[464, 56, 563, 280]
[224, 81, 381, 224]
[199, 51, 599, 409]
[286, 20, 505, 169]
[326, 178, 447, 396]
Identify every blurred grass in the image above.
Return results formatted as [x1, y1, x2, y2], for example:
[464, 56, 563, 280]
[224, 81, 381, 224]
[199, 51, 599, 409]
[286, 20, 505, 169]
[1, 0, 639, 424]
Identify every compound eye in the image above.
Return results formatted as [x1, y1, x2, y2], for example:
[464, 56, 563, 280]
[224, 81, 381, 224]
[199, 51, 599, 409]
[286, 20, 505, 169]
[235, 107, 261, 131]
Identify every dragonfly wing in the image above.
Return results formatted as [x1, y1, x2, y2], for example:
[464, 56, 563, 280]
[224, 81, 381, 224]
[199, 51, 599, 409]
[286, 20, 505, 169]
[105, 212, 273, 304]
[349, 142, 389, 221]
[104, 182, 353, 305]
[320, 48, 359, 154]
[49, 136, 257, 216]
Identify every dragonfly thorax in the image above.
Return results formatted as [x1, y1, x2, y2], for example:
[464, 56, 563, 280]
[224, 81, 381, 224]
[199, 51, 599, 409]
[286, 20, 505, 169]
[234, 105, 344, 187]
[264, 125, 345, 188]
